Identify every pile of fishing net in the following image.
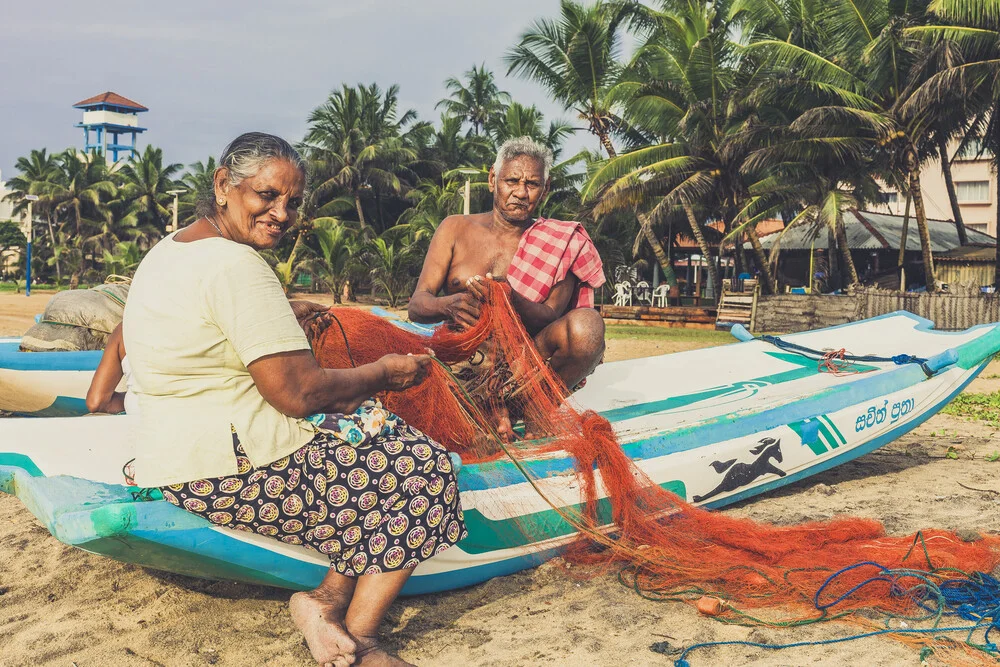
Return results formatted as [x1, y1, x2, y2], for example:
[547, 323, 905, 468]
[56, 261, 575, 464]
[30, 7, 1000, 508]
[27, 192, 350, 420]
[306, 282, 1000, 663]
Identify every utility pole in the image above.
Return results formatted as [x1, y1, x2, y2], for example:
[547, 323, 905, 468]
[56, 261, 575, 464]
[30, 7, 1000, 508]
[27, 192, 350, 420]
[23, 195, 39, 297]
[166, 189, 186, 232]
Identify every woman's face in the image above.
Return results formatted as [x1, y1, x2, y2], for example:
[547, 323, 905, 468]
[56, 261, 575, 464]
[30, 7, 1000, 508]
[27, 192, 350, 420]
[215, 159, 305, 250]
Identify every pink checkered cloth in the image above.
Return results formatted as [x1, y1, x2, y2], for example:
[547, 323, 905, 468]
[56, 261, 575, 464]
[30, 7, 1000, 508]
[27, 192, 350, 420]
[506, 217, 606, 309]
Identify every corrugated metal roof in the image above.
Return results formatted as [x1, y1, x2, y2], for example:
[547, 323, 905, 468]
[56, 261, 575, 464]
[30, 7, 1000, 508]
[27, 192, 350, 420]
[754, 209, 996, 253]
[936, 245, 996, 263]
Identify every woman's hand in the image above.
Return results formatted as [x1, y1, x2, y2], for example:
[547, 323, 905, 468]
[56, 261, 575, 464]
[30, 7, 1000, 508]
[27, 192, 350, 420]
[289, 300, 328, 327]
[378, 353, 432, 391]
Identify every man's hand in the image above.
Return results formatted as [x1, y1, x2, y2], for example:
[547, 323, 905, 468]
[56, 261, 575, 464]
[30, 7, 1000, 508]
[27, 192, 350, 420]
[443, 292, 481, 329]
[378, 353, 432, 391]
[289, 300, 329, 328]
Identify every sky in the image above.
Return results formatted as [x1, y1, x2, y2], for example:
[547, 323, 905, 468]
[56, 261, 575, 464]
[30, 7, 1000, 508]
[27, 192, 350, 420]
[0, 0, 594, 181]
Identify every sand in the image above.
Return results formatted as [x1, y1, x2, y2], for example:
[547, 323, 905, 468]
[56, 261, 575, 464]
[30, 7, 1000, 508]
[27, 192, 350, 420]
[3, 291, 1000, 666]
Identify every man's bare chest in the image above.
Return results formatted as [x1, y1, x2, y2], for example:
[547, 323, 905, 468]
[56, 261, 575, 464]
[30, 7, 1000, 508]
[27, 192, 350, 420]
[445, 235, 521, 294]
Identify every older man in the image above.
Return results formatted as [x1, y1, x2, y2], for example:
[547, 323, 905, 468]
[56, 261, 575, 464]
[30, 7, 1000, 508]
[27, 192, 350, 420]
[409, 136, 606, 391]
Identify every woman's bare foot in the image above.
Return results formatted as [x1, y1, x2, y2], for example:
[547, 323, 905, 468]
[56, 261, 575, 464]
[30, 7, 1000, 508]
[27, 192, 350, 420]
[354, 636, 414, 666]
[290, 590, 357, 667]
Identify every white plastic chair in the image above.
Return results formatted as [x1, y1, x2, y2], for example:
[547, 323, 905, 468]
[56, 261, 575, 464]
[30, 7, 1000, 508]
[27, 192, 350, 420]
[613, 282, 632, 306]
[651, 284, 669, 307]
[634, 280, 651, 305]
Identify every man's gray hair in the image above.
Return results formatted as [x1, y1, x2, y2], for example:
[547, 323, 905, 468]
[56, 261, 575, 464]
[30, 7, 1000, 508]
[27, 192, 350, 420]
[493, 136, 554, 181]
[199, 132, 306, 216]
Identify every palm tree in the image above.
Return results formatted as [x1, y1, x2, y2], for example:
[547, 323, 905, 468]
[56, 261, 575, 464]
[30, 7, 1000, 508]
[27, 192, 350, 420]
[116, 145, 184, 233]
[39, 150, 117, 282]
[397, 180, 464, 247]
[906, 0, 1000, 283]
[267, 228, 310, 295]
[303, 83, 420, 232]
[305, 218, 360, 303]
[745, 0, 945, 290]
[178, 157, 217, 225]
[487, 102, 575, 156]
[3, 149, 62, 281]
[506, 0, 633, 157]
[362, 232, 416, 308]
[417, 115, 493, 177]
[582, 0, 766, 297]
[100, 240, 143, 278]
[437, 64, 511, 135]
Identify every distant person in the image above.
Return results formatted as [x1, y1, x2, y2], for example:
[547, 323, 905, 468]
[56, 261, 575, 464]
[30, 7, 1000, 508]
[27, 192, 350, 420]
[408, 137, 606, 392]
[123, 132, 465, 667]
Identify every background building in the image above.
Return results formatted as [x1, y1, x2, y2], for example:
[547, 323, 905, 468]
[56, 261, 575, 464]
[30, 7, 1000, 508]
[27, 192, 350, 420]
[874, 138, 997, 236]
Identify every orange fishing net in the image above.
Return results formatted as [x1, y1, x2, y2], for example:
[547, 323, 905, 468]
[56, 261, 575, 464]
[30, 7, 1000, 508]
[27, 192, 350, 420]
[306, 282, 1000, 623]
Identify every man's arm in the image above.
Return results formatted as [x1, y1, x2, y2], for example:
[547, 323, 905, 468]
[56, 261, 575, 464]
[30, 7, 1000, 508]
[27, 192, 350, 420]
[511, 276, 578, 334]
[408, 217, 480, 327]
[467, 273, 578, 336]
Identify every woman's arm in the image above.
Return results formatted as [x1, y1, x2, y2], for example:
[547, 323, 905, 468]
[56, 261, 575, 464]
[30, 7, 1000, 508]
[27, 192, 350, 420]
[249, 350, 431, 419]
[86, 323, 127, 414]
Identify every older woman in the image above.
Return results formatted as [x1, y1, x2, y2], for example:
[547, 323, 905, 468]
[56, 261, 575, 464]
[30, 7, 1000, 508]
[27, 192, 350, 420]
[123, 132, 465, 667]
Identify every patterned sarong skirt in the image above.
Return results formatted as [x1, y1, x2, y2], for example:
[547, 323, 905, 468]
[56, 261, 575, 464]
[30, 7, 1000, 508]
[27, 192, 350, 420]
[160, 400, 467, 577]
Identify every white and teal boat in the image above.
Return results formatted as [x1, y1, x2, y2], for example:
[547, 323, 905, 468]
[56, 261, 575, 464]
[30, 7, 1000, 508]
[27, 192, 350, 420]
[0, 309, 428, 417]
[0, 337, 100, 417]
[1, 312, 998, 594]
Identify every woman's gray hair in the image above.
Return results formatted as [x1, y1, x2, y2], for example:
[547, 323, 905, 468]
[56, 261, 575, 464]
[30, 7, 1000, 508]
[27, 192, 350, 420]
[493, 137, 554, 181]
[198, 132, 306, 217]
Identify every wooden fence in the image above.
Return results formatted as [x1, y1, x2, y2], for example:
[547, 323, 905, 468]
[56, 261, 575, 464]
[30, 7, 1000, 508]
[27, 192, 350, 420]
[752, 285, 1000, 333]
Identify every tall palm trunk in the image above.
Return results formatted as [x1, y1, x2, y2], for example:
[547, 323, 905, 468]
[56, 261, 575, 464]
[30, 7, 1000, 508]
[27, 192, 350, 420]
[897, 191, 911, 269]
[354, 194, 367, 228]
[636, 212, 675, 288]
[834, 213, 859, 287]
[994, 104, 1000, 287]
[74, 200, 89, 275]
[908, 166, 937, 292]
[937, 133, 968, 246]
[681, 200, 721, 300]
[598, 131, 617, 158]
[744, 221, 776, 294]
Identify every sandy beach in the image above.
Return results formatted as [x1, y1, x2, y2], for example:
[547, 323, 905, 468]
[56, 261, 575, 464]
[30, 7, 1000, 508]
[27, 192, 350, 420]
[3, 291, 1000, 666]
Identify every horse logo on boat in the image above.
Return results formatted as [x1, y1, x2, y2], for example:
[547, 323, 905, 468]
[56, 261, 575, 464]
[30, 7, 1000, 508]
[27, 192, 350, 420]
[692, 437, 786, 503]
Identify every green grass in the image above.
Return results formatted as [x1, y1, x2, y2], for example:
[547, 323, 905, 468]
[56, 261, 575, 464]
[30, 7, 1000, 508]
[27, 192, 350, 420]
[942, 392, 1000, 429]
[604, 324, 734, 345]
[0, 283, 90, 293]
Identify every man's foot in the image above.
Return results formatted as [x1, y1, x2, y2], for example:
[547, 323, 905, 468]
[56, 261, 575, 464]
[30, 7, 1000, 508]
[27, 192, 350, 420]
[290, 590, 357, 667]
[354, 637, 415, 666]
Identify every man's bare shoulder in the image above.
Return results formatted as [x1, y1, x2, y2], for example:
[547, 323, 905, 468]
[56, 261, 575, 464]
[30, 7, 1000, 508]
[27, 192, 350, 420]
[437, 213, 492, 238]
[439, 213, 492, 228]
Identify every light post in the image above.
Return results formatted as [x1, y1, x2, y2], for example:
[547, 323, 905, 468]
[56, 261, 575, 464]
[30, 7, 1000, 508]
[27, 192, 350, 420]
[22, 195, 39, 297]
[165, 189, 186, 233]
[456, 168, 480, 215]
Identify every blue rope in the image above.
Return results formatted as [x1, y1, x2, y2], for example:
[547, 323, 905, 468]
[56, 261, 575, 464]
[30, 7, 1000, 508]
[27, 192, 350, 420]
[672, 624, 994, 666]
[758, 334, 927, 368]
[671, 564, 1000, 665]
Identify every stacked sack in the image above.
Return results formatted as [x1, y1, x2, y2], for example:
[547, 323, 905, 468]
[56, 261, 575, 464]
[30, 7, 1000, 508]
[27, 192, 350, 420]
[19, 283, 129, 352]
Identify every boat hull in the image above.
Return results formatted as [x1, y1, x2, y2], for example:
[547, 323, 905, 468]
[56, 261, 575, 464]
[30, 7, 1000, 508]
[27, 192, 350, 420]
[1, 312, 998, 594]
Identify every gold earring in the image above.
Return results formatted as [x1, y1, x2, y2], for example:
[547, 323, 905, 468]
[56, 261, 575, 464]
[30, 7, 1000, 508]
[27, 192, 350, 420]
[217, 198, 226, 206]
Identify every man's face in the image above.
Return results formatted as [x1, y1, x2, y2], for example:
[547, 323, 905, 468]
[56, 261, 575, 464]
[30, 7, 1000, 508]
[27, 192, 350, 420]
[489, 155, 550, 225]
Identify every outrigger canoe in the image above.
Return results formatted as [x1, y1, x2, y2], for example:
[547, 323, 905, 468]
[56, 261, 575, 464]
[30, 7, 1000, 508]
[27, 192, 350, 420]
[0, 309, 431, 417]
[1, 312, 999, 595]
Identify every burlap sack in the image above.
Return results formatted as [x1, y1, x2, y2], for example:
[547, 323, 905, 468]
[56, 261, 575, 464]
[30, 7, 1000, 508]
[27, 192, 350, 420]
[19, 284, 129, 352]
